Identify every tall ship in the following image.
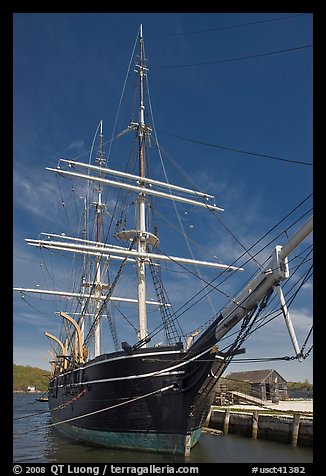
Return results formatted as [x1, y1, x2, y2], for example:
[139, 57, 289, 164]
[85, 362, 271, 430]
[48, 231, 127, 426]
[14, 25, 313, 455]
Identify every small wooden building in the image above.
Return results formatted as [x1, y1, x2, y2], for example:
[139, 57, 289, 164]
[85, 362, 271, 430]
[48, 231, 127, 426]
[226, 369, 288, 402]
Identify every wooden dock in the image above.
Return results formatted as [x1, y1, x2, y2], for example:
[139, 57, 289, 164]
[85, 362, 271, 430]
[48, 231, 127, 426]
[229, 390, 265, 406]
[206, 407, 313, 447]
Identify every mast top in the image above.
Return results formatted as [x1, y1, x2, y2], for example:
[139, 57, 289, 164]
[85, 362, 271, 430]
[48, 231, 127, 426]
[140, 24, 143, 39]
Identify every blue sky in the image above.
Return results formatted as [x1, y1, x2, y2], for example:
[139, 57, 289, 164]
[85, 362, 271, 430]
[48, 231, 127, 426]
[13, 12, 313, 383]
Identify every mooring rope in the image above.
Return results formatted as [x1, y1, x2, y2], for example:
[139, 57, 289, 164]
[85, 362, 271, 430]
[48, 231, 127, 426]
[13, 390, 49, 409]
[13, 388, 88, 421]
[13, 384, 174, 437]
[50, 384, 174, 427]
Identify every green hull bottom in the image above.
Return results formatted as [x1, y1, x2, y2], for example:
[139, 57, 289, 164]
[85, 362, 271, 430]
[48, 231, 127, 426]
[54, 420, 203, 455]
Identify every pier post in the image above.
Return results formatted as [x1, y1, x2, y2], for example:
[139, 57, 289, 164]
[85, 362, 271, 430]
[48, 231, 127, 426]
[291, 413, 301, 446]
[184, 435, 191, 457]
[223, 409, 230, 434]
[252, 411, 259, 439]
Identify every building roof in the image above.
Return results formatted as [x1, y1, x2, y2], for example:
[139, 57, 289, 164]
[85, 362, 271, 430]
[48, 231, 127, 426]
[227, 369, 287, 384]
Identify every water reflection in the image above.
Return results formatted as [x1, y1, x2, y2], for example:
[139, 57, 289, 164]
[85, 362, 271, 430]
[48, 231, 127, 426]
[14, 394, 312, 464]
[43, 427, 313, 464]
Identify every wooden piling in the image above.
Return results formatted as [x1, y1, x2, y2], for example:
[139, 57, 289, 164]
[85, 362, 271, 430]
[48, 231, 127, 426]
[252, 410, 259, 439]
[291, 413, 301, 446]
[223, 409, 230, 434]
[209, 408, 312, 447]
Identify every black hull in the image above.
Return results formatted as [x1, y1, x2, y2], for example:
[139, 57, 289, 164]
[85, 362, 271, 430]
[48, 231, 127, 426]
[48, 344, 225, 454]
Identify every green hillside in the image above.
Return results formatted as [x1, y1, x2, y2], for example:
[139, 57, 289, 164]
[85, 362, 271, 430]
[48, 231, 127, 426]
[13, 364, 51, 392]
[288, 380, 313, 391]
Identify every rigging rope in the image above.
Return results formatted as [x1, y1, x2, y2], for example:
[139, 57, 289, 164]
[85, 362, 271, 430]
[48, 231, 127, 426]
[148, 14, 310, 38]
[151, 44, 313, 70]
[150, 135, 312, 276]
[216, 252, 313, 350]
[157, 130, 313, 167]
[83, 238, 136, 347]
[142, 229, 308, 352]
[106, 29, 140, 163]
[22, 29, 312, 361]
[144, 58, 219, 316]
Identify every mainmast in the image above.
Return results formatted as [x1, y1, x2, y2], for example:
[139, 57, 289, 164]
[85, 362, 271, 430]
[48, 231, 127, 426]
[19, 24, 240, 357]
[135, 24, 149, 345]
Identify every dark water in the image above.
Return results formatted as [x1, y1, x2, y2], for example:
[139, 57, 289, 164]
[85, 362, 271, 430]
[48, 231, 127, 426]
[13, 393, 313, 464]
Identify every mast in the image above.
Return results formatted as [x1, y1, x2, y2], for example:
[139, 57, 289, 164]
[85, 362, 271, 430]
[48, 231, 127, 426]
[23, 25, 239, 356]
[135, 24, 149, 345]
[79, 197, 87, 346]
[94, 120, 105, 356]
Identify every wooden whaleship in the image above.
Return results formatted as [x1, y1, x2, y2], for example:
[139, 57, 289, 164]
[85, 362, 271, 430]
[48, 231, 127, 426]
[14, 25, 313, 455]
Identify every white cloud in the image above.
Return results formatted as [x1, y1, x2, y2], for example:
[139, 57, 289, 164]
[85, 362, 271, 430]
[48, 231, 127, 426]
[13, 167, 61, 222]
[13, 309, 58, 332]
[67, 140, 85, 152]
[289, 308, 313, 334]
[302, 282, 313, 292]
